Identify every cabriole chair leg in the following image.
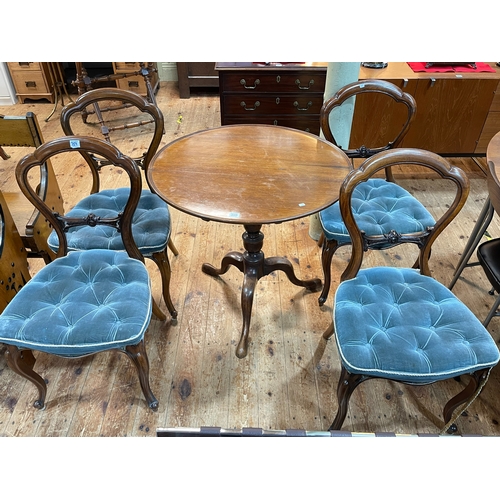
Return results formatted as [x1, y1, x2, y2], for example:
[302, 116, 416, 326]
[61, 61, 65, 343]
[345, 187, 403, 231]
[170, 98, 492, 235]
[6, 346, 47, 409]
[124, 340, 159, 411]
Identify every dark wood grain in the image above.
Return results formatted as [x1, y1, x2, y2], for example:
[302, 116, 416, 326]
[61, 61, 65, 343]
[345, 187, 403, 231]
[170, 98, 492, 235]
[148, 124, 351, 225]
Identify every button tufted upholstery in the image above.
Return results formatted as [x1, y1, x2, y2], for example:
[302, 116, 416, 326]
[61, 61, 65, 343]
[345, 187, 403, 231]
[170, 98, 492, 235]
[320, 179, 435, 244]
[334, 267, 500, 384]
[0, 249, 152, 356]
[48, 188, 171, 256]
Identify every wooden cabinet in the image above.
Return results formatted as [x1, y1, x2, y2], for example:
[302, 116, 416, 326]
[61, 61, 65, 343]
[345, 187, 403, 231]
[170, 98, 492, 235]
[177, 62, 219, 98]
[112, 62, 159, 97]
[476, 79, 500, 153]
[7, 62, 56, 103]
[353, 62, 500, 155]
[216, 62, 327, 135]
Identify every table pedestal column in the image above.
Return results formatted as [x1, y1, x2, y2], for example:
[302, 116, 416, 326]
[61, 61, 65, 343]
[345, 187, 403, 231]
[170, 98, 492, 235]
[202, 224, 322, 358]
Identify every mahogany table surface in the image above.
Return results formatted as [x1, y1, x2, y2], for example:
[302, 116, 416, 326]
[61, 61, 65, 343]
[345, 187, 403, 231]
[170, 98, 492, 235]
[147, 124, 352, 225]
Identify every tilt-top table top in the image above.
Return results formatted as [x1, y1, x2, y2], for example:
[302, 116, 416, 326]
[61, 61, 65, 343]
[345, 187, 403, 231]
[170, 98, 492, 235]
[147, 124, 351, 225]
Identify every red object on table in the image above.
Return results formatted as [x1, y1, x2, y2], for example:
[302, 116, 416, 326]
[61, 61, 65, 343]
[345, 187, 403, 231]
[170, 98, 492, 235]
[407, 62, 495, 73]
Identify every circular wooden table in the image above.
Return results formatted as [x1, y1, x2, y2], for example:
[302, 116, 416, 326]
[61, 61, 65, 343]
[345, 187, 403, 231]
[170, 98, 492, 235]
[148, 124, 351, 358]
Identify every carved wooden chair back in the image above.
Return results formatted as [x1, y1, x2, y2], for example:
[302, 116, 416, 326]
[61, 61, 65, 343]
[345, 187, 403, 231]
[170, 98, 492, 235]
[59, 87, 164, 180]
[320, 79, 417, 163]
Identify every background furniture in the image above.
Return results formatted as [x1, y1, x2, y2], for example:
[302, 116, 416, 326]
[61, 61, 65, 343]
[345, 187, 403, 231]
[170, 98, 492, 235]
[216, 62, 327, 134]
[216, 62, 500, 155]
[324, 148, 499, 434]
[1, 135, 158, 411]
[0, 112, 64, 263]
[177, 62, 219, 98]
[0, 189, 31, 313]
[6, 62, 58, 103]
[354, 62, 500, 155]
[112, 62, 159, 97]
[72, 62, 159, 98]
[147, 124, 351, 358]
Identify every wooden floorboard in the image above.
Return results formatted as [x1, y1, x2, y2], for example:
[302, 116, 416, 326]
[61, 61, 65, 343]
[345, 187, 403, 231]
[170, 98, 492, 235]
[1, 82, 500, 436]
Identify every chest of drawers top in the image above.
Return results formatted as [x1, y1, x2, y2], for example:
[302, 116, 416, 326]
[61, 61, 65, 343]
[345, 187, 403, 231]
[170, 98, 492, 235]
[216, 62, 327, 92]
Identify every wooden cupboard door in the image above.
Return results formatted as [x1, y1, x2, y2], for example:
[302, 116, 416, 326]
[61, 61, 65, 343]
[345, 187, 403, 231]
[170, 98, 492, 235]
[401, 78, 497, 154]
[349, 79, 418, 151]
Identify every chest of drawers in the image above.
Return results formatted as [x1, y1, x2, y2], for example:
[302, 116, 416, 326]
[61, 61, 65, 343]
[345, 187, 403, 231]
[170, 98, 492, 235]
[216, 63, 327, 134]
[7, 62, 56, 103]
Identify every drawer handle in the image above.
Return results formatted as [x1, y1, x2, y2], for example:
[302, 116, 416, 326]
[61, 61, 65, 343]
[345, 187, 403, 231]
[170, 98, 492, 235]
[240, 101, 260, 111]
[295, 78, 314, 90]
[293, 100, 313, 111]
[19, 62, 33, 67]
[128, 81, 139, 88]
[25, 81, 37, 88]
[240, 78, 260, 89]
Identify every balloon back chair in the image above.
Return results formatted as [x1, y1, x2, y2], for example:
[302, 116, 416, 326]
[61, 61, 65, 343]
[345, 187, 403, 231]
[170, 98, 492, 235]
[59, 88, 177, 321]
[324, 148, 499, 433]
[0, 112, 64, 263]
[317, 79, 419, 306]
[0, 136, 159, 411]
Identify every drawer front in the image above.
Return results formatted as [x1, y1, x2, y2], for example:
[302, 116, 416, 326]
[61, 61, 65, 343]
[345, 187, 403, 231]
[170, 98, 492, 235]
[220, 71, 326, 93]
[114, 62, 143, 72]
[8, 62, 41, 72]
[116, 76, 148, 95]
[10, 70, 50, 94]
[222, 116, 320, 135]
[222, 94, 323, 115]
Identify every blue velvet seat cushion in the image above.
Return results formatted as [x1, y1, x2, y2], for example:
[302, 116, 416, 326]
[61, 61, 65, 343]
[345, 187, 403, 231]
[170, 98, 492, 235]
[333, 267, 500, 383]
[0, 249, 152, 356]
[47, 188, 171, 256]
[319, 179, 436, 243]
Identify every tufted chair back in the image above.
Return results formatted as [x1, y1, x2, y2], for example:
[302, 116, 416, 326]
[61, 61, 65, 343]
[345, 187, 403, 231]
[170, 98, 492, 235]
[323, 148, 500, 434]
[57, 88, 178, 322]
[0, 136, 159, 411]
